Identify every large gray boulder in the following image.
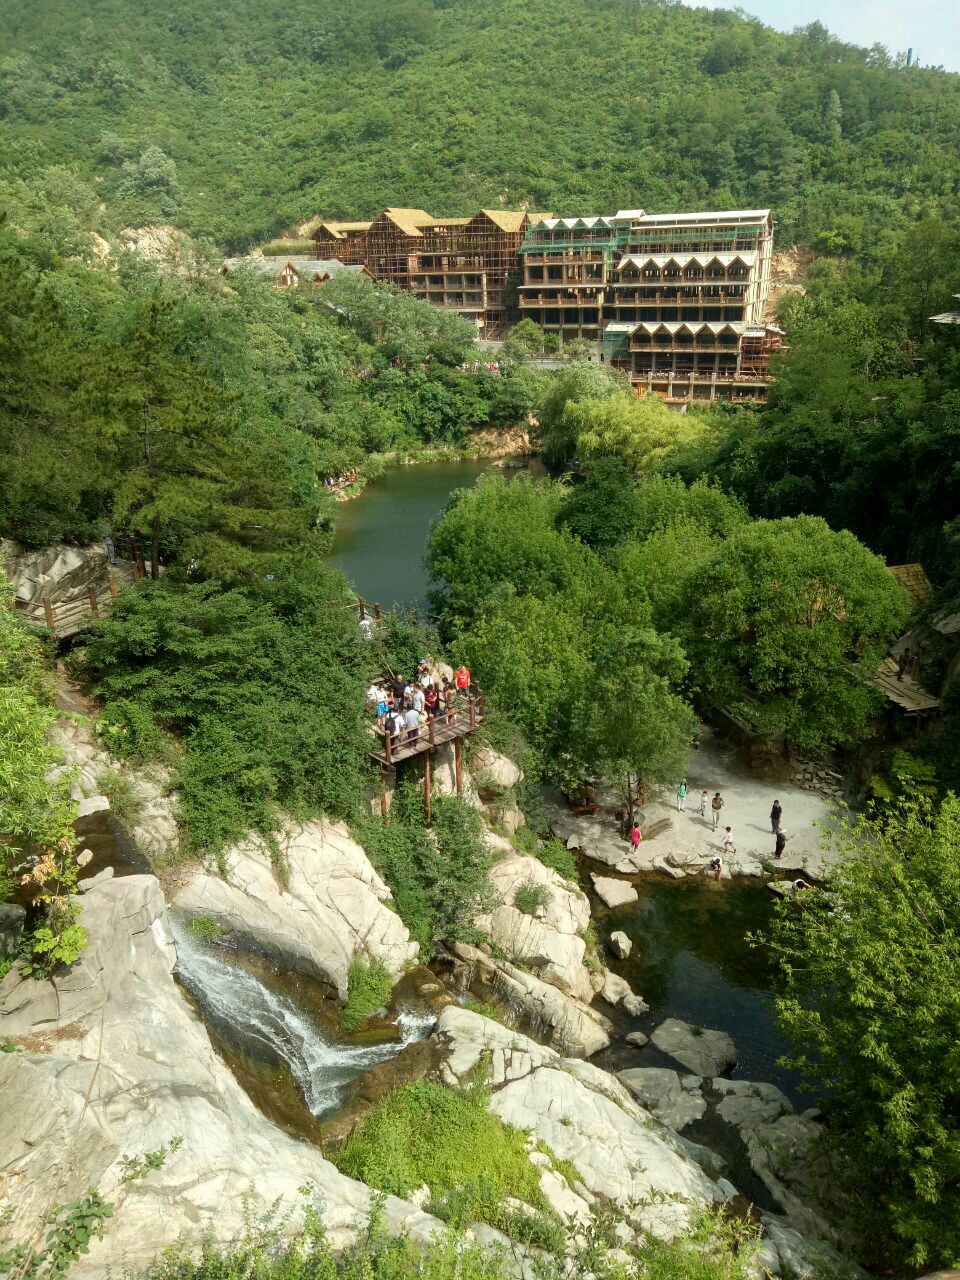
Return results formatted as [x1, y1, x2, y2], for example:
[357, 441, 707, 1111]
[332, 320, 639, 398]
[0, 903, 25, 958]
[175, 819, 418, 999]
[438, 1006, 727, 1240]
[452, 942, 612, 1057]
[618, 1068, 706, 1131]
[651, 1018, 738, 1076]
[591, 874, 639, 909]
[2, 539, 111, 607]
[475, 854, 593, 1000]
[0, 876, 437, 1278]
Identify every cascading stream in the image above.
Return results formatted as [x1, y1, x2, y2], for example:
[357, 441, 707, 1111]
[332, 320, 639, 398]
[172, 921, 434, 1117]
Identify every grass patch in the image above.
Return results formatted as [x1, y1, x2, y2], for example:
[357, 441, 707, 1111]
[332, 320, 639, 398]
[463, 998, 507, 1025]
[513, 879, 551, 915]
[333, 1078, 552, 1238]
[512, 826, 579, 884]
[188, 914, 222, 943]
[342, 958, 393, 1032]
[96, 768, 144, 830]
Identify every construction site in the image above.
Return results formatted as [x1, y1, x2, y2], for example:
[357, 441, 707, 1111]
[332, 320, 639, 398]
[307, 205, 785, 402]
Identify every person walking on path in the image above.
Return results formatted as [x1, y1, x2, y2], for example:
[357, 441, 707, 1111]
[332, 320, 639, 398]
[774, 830, 793, 860]
[676, 780, 687, 811]
[628, 821, 642, 852]
[699, 789, 709, 817]
[771, 800, 782, 834]
[711, 791, 724, 831]
[721, 826, 736, 855]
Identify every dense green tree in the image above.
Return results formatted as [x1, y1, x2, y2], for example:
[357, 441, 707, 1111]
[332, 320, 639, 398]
[571, 393, 711, 473]
[535, 363, 622, 469]
[675, 516, 910, 752]
[767, 797, 960, 1269]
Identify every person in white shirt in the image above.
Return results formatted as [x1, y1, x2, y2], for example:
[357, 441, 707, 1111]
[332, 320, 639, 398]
[365, 683, 380, 711]
[411, 686, 425, 714]
[721, 826, 736, 855]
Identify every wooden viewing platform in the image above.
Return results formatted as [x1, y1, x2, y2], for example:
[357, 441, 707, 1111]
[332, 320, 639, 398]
[370, 692, 485, 824]
[370, 696, 484, 767]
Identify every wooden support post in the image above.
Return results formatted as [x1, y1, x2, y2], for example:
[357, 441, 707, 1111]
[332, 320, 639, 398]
[454, 736, 463, 797]
[89, 593, 100, 619]
[424, 750, 432, 827]
[469, 696, 476, 732]
[358, 597, 366, 621]
[374, 602, 382, 622]
[43, 598, 55, 633]
[380, 773, 388, 825]
[384, 728, 392, 765]
[428, 715, 435, 748]
[108, 580, 118, 597]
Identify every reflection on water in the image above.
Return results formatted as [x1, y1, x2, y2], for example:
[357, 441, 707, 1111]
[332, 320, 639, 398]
[326, 459, 491, 611]
[597, 880, 804, 1100]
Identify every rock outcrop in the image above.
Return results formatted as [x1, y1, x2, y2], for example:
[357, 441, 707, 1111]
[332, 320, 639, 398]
[650, 1018, 738, 1077]
[617, 1068, 706, 1131]
[2, 539, 112, 609]
[438, 1006, 729, 1241]
[591, 874, 638, 908]
[452, 943, 612, 1057]
[0, 876, 436, 1278]
[475, 853, 593, 1001]
[175, 820, 418, 999]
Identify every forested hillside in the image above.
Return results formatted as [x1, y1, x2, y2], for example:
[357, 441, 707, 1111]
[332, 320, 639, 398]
[1, 0, 958, 249]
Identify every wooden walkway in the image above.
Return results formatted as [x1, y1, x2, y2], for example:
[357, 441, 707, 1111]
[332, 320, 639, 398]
[14, 581, 121, 639]
[370, 697, 484, 767]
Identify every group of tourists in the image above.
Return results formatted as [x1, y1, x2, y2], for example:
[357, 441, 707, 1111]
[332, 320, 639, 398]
[366, 662, 473, 750]
[671, 781, 796, 880]
[322, 469, 358, 490]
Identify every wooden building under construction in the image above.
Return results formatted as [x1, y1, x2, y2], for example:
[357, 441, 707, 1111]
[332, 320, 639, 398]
[311, 207, 551, 336]
[519, 208, 784, 402]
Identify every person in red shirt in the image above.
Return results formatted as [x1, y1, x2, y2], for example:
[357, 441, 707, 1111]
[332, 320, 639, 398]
[455, 665, 471, 691]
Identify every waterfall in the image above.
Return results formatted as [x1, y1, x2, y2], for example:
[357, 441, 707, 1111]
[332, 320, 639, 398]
[172, 922, 435, 1117]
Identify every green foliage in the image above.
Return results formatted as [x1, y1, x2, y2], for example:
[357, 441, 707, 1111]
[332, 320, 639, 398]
[462, 999, 506, 1024]
[571, 393, 711, 474]
[357, 786, 494, 955]
[428, 475, 696, 795]
[0, 1192, 114, 1279]
[83, 572, 372, 856]
[119, 1136, 184, 1185]
[95, 769, 143, 830]
[536, 362, 623, 469]
[19, 915, 88, 979]
[766, 797, 960, 1269]
[513, 879, 551, 916]
[334, 1079, 552, 1238]
[188, 914, 222, 944]
[511, 827, 579, 884]
[1, 0, 958, 257]
[674, 515, 910, 752]
[342, 958, 393, 1032]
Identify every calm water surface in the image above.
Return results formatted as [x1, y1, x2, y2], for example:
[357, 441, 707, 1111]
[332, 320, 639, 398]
[326, 459, 491, 610]
[595, 878, 805, 1101]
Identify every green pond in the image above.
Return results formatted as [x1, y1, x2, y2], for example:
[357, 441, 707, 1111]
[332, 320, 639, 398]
[325, 458, 492, 611]
[593, 877, 804, 1101]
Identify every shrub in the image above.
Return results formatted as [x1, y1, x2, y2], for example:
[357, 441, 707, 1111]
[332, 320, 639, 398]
[357, 786, 494, 955]
[188, 914, 222, 943]
[342, 958, 393, 1032]
[513, 879, 550, 915]
[513, 827, 579, 884]
[333, 1079, 549, 1234]
[96, 769, 143, 830]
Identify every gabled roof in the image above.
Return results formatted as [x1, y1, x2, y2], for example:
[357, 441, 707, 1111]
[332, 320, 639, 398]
[616, 252, 757, 272]
[478, 209, 528, 232]
[537, 216, 618, 232]
[221, 256, 367, 280]
[887, 563, 934, 606]
[380, 207, 434, 235]
[634, 320, 745, 336]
